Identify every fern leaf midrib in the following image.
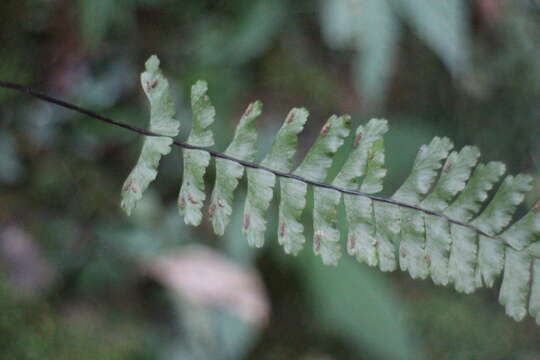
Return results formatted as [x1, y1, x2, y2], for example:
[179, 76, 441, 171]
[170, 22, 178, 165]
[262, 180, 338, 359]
[0, 79, 511, 244]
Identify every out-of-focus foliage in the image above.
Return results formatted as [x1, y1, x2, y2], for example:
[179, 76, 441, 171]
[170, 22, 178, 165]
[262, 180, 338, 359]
[0, 129, 24, 183]
[302, 255, 424, 360]
[1, 0, 540, 359]
[0, 274, 146, 359]
[320, 0, 469, 108]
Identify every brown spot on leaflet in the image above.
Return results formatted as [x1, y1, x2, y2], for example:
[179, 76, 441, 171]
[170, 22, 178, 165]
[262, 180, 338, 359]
[208, 204, 216, 217]
[348, 235, 357, 250]
[243, 215, 250, 230]
[178, 196, 186, 209]
[243, 103, 253, 117]
[218, 200, 225, 207]
[122, 179, 132, 191]
[285, 112, 294, 124]
[187, 193, 198, 204]
[314, 231, 322, 252]
[320, 123, 331, 135]
[353, 132, 363, 147]
[145, 78, 158, 90]
[278, 223, 285, 237]
[443, 160, 452, 172]
[122, 179, 138, 193]
[400, 247, 407, 258]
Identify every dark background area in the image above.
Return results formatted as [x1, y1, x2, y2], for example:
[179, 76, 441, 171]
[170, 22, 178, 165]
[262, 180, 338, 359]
[1, 0, 540, 359]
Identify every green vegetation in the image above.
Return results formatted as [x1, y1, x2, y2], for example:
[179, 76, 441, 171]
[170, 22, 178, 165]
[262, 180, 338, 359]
[1, 1, 540, 359]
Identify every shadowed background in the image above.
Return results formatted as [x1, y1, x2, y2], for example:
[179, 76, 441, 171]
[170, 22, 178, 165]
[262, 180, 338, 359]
[1, 0, 540, 359]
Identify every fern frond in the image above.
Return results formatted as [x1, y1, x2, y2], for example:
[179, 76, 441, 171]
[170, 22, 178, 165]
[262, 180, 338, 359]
[117, 56, 540, 324]
[2, 57, 538, 325]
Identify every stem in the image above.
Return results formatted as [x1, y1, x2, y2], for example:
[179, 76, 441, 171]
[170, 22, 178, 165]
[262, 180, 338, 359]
[0, 80, 500, 240]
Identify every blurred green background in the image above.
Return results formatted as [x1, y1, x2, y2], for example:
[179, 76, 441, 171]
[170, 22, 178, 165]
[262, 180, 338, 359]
[1, 0, 540, 359]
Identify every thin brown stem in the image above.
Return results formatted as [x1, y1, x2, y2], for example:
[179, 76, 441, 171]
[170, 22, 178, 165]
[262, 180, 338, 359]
[0, 80, 501, 240]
